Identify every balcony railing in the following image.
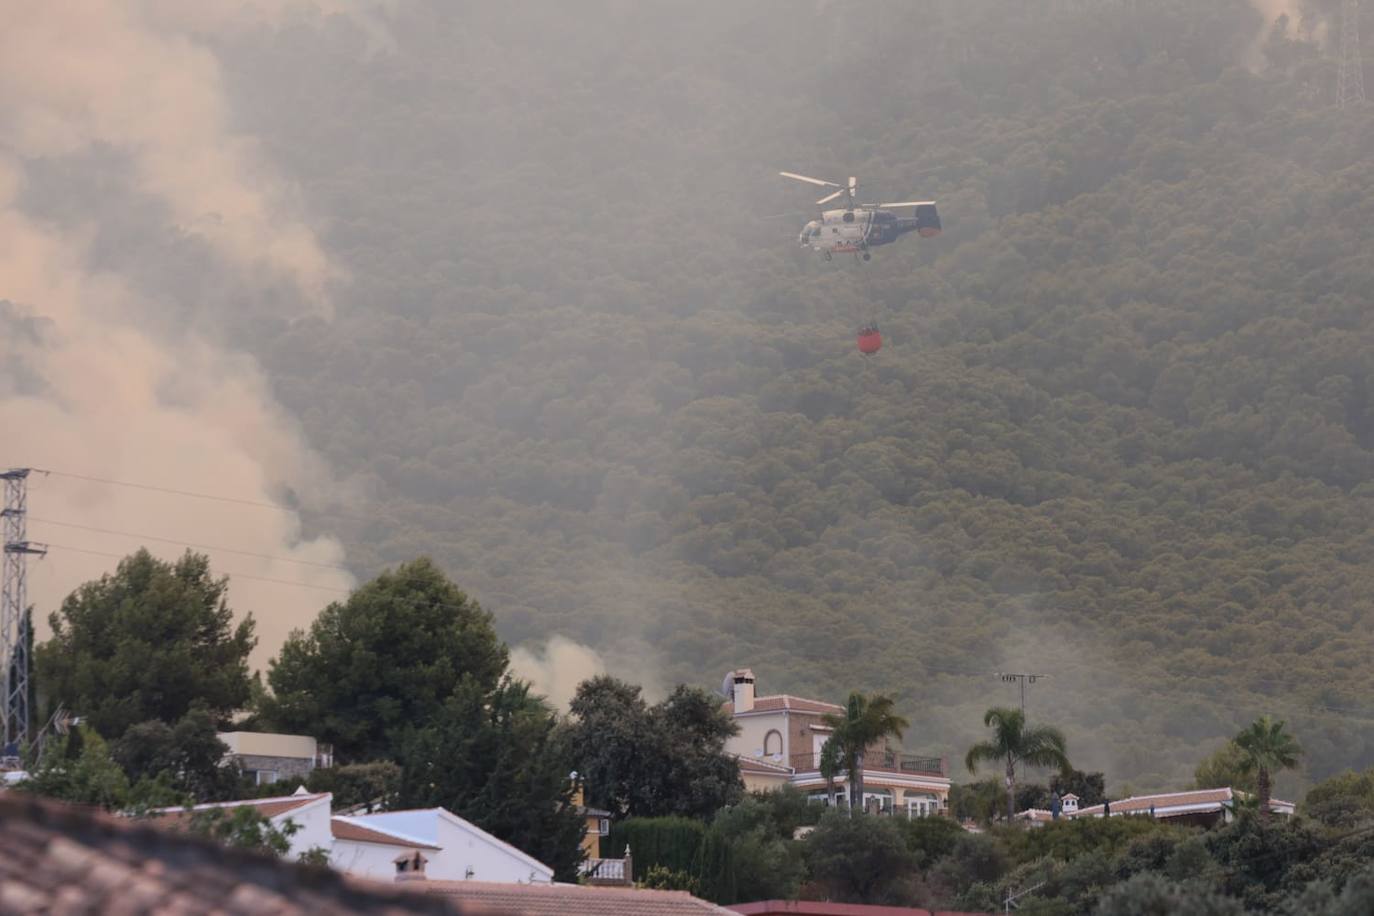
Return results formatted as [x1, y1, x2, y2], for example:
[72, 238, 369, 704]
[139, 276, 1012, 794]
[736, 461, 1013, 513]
[787, 751, 946, 778]
[581, 856, 631, 886]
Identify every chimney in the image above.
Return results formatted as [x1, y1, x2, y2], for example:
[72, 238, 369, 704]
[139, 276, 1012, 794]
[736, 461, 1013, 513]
[732, 669, 756, 713]
[394, 851, 429, 882]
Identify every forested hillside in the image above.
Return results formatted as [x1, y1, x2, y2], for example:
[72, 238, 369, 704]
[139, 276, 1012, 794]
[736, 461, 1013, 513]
[143, 0, 1374, 789]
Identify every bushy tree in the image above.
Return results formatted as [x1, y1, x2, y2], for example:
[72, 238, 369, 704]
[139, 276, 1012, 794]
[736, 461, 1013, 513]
[305, 761, 402, 812]
[896, 814, 965, 868]
[1195, 741, 1257, 794]
[1051, 769, 1107, 807]
[1302, 768, 1374, 828]
[567, 676, 742, 820]
[112, 707, 242, 802]
[22, 725, 129, 809]
[35, 550, 255, 739]
[804, 811, 917, 905]
[1094, 873, 1244, 916]
[395, 678, 584, 881]
[712, 795, 807, 902]
[187, 805, 299, 857]
[263, 558, 507, 762]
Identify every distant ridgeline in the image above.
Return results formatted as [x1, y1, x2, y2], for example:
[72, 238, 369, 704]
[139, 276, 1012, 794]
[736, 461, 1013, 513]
[206, 0, 1374, 788]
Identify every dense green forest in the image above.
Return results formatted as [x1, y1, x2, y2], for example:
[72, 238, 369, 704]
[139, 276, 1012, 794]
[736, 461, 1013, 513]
[36, 0, 1374, 790]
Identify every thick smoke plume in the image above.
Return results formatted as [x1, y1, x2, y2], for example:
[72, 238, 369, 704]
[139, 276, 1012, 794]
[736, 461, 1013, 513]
[510, 634, 669, 711]
[0, 2, 373, 667]
[509, 637, 610, 711]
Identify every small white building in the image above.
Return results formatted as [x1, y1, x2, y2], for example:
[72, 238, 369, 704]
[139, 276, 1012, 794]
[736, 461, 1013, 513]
[218, 731, 332, 786]
[158, 789, 334, 860]
[331, 808, 554, 884]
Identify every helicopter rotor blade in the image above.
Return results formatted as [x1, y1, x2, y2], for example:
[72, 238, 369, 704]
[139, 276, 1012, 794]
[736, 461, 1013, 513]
[815, 189, 845, 206]
[780, 171, 841, 189]
[878, 200, 937, 208]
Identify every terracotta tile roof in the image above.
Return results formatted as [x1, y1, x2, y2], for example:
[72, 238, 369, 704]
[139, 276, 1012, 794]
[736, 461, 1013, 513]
[332, 818, 441, 850]
[0, 793, 460, 915]
[1075, 787, 1234, 817]
[424, 879, 736, 914]
[1014, 808, 1055, 823]
[1076, 787, 1295, 819]
[724, 695, 844, 715]
[735, 756, 793, 775]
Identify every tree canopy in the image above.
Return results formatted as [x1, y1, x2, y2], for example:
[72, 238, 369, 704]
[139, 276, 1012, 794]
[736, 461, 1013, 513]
[35, 550, 255, 739]
[1233, 715, 1303, 816]
[263, 557, 508, 762]
[395, 678, 585, 881]
[566, 676, 743, 820]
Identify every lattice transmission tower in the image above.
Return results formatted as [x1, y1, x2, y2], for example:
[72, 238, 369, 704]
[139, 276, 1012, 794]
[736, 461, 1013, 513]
[2, 469, 45, 755]
[1340, 0, 1366, 108]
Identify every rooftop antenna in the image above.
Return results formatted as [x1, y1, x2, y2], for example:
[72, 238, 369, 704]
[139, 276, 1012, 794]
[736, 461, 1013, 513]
[997, 672, 1047, 716]
[1, 469, 46, 758]
[1340, 0, 1366, 108]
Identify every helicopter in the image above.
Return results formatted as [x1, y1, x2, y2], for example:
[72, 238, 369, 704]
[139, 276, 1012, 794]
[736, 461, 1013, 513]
[780, 171, 941, 261]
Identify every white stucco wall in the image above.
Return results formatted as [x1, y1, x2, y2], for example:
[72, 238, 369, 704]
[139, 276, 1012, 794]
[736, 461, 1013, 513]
[330, 839, 434, 880]
[725, 711, 789, 764]
[340, 810, 553, 883]
[270, 797, 333, 860]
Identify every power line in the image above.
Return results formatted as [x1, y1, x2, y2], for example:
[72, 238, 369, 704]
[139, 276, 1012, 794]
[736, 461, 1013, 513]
[27, 516, 353, 573]
[33, 467, 378, 527]
[34, 468, 299, 514]
[38, 542, 494, 626]
[42, 543, 351, 594]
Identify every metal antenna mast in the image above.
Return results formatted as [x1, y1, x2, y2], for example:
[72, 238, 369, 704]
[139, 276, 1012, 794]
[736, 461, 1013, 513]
[2, 469, 46, 756]
[998, 672, 1047, 715]
[1340, 0, 1366, 108]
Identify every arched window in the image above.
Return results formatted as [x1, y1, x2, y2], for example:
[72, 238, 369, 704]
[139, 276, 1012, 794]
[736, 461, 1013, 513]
[763, 729, 783, 757]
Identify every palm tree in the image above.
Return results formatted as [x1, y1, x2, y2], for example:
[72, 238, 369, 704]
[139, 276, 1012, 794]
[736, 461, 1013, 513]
[820, 692, 909, 813]
[965, 707, 1071, 824]
[1233, 716, 1302, 818]
[818, 737, 842, 807]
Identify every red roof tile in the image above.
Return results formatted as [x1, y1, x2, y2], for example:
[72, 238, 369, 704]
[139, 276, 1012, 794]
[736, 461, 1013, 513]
[424, 880, 736, 914]
[736, 756, 793, 775]
[725, 695, 844, 715]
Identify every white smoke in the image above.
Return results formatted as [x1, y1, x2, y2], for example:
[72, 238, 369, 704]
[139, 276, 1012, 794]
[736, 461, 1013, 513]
[510, 634, 670, 710]
[510, 636, 611, 711]
[1246, 0, 1328, 67]
[0, 3, 383, 668]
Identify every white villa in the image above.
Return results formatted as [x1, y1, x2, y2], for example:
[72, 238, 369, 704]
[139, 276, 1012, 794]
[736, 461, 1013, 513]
[721, 667, 950, 817]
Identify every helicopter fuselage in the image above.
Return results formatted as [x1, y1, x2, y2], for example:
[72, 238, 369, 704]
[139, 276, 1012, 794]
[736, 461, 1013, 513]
[798, 205, 941, 259]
